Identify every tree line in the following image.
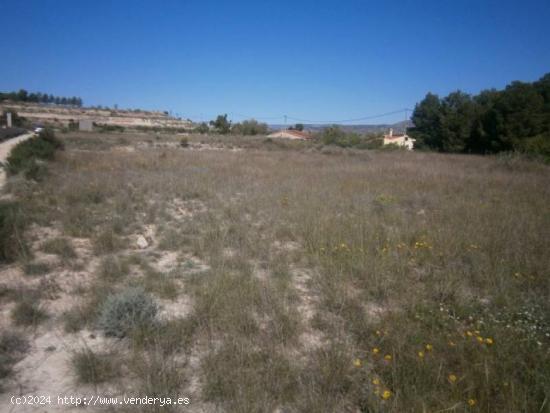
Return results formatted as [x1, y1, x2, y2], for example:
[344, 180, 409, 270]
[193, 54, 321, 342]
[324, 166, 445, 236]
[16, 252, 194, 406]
[0, 89, 83, 107]
[408, 73, 550, 158]
[195, 114, 268, 135]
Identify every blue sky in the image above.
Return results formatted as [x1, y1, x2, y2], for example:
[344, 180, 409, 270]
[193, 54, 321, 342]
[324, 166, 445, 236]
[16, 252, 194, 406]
[1, 0, 549, 124]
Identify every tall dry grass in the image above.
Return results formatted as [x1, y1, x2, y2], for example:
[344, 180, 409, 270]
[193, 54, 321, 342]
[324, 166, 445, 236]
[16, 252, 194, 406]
[7, 133, 550, 412]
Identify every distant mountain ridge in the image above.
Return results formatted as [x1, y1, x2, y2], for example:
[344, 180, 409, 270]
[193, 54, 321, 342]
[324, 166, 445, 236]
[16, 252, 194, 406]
[269, 120, 413, 134]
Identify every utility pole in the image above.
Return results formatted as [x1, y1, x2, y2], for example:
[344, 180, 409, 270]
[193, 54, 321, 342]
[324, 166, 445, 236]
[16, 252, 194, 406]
[284, 115, 287, 129]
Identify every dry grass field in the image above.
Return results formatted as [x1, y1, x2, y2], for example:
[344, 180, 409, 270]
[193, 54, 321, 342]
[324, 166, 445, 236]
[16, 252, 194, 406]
[1, 131, 549, 412]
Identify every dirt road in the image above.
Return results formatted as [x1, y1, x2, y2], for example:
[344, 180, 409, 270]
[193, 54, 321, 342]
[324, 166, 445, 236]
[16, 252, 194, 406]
[0, 131, 34, 189]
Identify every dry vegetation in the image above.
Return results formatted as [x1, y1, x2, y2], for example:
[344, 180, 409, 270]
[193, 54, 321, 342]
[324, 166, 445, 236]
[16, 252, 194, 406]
[0, 131, 549, 412]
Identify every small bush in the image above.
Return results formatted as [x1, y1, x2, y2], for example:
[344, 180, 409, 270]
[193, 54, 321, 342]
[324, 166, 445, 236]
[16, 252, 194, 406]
[62, 308, 85, 333]
[99, 255, 129, 281]
[71, 348, 121, 384]
[231, 119, 268, 135]
[97, 287, 158, 338]
[41, 237, 77, 260]
[11, 299, 48, 326]
[0, 332, 29, 385]
[23, 261, 51, 276]
[92, 229, 124, 255]
[194, 122, 210, 134]
[23, 159, 49, 181]
[179, 137, 189, 147]
[6, 128, 63, 176]
[97, 124, 125, 133]
[0, 201, 27, 262]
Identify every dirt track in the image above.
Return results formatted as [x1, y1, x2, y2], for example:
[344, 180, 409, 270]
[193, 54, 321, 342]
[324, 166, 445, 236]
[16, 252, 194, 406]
[0, 131, 34, 189]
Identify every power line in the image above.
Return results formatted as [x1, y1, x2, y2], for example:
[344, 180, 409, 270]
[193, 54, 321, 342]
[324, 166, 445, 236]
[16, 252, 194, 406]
[180, 108, 414, 125]
[286, 108, 413, 124]
[229, 112, 283, 121]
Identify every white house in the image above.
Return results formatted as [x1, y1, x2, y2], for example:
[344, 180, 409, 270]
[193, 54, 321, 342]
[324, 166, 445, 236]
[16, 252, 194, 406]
[383, 128, 415, 150]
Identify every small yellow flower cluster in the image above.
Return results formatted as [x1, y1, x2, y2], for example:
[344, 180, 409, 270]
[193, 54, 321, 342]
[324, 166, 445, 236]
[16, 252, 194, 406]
[371, 377, 392, 400]
[417, 343, 433, 359]
[414, 240, 432, 249]
[465, 331, 494, 346]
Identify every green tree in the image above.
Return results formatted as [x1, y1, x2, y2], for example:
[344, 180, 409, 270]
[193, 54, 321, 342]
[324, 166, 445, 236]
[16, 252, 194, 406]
[409, 93, 443, 150]
[210, 114, 231, 134]
[231, 119, 268, 135]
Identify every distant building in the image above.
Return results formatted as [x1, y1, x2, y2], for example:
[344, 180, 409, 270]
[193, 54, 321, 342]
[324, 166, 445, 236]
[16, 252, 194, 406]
[79, 119, 93, 131]
[267, 129, 312, 140]
[383, 128, 415, 150]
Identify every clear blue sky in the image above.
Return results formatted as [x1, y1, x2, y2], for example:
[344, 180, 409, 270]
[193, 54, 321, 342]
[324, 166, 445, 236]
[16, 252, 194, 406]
[1, 0, 549, 124]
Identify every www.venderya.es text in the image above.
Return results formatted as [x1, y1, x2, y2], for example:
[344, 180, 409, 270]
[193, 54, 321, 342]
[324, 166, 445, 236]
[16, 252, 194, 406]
[10, 395, 191, 407]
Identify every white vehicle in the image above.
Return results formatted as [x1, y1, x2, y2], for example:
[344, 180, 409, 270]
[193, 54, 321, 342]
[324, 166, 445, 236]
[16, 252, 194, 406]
[34, 127, 44, 133]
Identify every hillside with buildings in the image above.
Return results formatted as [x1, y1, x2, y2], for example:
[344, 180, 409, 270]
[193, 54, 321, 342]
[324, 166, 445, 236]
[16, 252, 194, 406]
[0, 102, 193, 130]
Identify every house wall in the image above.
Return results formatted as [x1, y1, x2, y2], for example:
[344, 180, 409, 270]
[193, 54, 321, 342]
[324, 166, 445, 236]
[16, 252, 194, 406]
[383, 136, 414, 150]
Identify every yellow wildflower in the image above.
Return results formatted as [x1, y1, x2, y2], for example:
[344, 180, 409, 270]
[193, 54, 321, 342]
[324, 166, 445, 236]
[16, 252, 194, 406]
[466, 331, 473, 337]
[425, 344, 433, 351]
[467, 398, 477, 407]
[372, 378, 380, 386]
[381, 390, 392, 400]
[448, 340, 456, 347]
[418, 351, 425, 358]
[353, 358, 362, 368]
[476, 336, 484, 343]
[376, 330, 382, 336]
[485, 337, 494, 345]
[372, 347, 380, 355]
[384, 354, 392, 361]
[448, 374, 457, 383]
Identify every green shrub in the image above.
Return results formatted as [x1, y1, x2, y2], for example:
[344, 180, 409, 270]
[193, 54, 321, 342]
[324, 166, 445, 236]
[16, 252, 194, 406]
[97, 124, 125, 133]
[92, 229, 124, 255]
[317, 126, 378, 148]
[179, 137, 189, 147]
[231, 119, 268, 135]
[5, 128, 63, 176]
[97, 287, 158, 338]
[520, 133, 550, 162]
[0, 202, 27, 262]
[194, 122, 210, 134]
